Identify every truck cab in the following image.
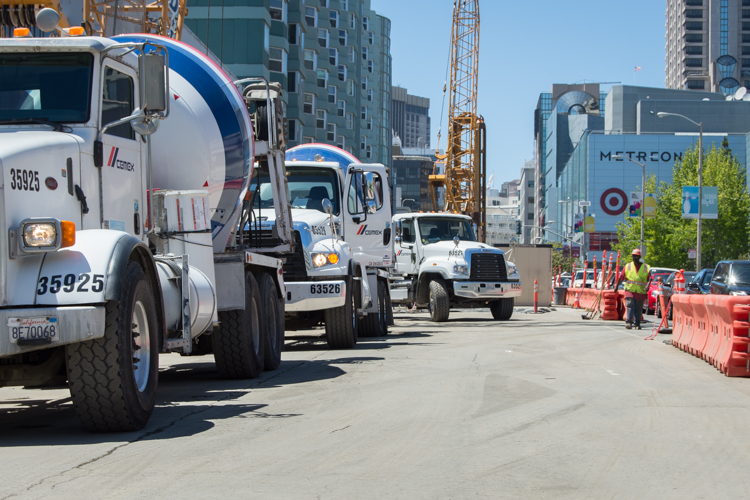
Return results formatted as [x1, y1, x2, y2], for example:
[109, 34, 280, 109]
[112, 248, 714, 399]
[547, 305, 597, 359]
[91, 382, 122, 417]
[390, 212, 522, 322]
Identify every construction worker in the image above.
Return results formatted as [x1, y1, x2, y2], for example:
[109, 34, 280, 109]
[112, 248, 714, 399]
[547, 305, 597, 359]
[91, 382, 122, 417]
[615, 248, 651, 330]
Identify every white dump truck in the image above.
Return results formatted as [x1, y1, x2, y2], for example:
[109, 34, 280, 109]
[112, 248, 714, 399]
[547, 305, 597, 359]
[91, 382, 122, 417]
[0, 30, 292, 431]
[251, 144, 394, 347]
[389, 212, 523, 322]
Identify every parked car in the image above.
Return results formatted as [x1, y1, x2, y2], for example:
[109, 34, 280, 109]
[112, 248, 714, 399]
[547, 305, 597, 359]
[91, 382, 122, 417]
[656, 271, 697, 319]
[645, 272, 674, 315]
[710, 261, 750, 295]
[687, 268, 714, 295]
[573, 270, 596, 288]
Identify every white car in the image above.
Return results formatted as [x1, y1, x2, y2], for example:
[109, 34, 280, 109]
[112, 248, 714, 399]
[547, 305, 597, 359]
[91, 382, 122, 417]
[573, 270, 601, 288]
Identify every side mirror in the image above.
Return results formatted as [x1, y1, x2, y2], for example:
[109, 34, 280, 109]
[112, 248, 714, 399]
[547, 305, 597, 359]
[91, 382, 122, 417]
[322, 198, 333, 215]
[139, 51, 167, 114]
[394, 220, 402, 237]
[131, 112, 160, 136]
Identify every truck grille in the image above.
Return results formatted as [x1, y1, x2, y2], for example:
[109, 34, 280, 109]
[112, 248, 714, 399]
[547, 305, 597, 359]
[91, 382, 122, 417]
[469, 253, 507, 282]
[240, 226, 282, 249]
[280, 231, 308, 281]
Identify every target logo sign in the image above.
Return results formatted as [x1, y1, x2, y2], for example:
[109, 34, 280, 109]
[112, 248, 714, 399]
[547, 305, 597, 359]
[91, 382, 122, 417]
[600, 188, 628, 215]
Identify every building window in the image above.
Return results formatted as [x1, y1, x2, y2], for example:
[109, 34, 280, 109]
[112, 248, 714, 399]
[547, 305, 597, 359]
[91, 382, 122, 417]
[686, 0, 703, 4]
[337, 99, 345, 117]
[346, 113, 354, 129]
[287, 119, 298, 141]
[349, 13, 356, 29]
[743, 58, 750, 67]
[319, 0, 327, 7]
[367, 116, 373, 130]
[330, 10, 338, 28]
[337, 135, 345, 149]
[687, 80, 705, 90]
[287, 71, 299, 93]
[270, 0, 287, 21]
[288, 23, 303, 45]
[685, 58, 703, 67]
[368, 60, 373, 73]
[685, 21, 702, 30]
[743, 34, 750, 43]
[367, 88, 373, 102]
[317, 69, 328, 88]
[346, 79, 355, 96]
[362, 46, 369, 60]
[363, 16, 369, 30]
[328, 85, 337, 104]
[305, 7, 318, 27]
[744, 22, 750, 31]
[340, 0, 348, 10]
[528, 180, 534, 187]
[685, 33, 703, 43]
[347, 146, 355, 156]
[360, 136, 366, 151]
[304, 49, 317, 71]
[304, 136, 315, 144]
[527, 196, 534, 204]
[327, 123, 336, 141]
[685, 46, 703, 55]
[362, 76, 368, 90]
[361, 105, 367, 120]
[368, 31, 374, 44]
[745, 9, 750, 18]
[269, 47, 287, 73]
[318, 28, 329, 48]
[685, 9, 702, 18]
[329, 48, 338, 66]
[338, 64, 347, 81]
[316, 109, 327, 129]
[339, 29, 347, 46]
[348, 46, 356, 63]
[303, 93, 315, 114]
[366, 145, 372, 159]
[527, 213, 534, 221]
[744, 47, 750, 55]
[264, 24, 269, 50]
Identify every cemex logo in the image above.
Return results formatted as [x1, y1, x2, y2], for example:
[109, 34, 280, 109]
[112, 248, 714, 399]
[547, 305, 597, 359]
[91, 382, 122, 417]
[107, 147, 135, 172]
[357, 225, 382, 236]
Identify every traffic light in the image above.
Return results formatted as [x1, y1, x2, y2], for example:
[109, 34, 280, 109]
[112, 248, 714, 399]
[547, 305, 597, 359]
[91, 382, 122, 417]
[515, 220, 522, 235]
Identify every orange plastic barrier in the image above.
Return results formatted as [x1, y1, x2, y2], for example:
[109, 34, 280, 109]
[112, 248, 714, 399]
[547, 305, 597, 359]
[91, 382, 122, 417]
[687, 294, 711, 357]
[702, 296, 724, 364]
[670, 294, 693, 350]
[711, 297, 750, 377]
[564, 288, 620, 320]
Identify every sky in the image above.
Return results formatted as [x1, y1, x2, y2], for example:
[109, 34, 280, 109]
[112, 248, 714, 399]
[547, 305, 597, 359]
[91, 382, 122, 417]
[373, 0, 667, 186]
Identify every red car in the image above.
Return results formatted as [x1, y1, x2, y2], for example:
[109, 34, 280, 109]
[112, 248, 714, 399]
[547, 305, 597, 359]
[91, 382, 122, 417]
[645, 272, 673, 315]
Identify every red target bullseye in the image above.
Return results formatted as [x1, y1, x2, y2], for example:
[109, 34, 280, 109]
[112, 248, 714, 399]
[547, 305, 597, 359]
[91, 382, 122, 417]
[600, 188, 627, 215]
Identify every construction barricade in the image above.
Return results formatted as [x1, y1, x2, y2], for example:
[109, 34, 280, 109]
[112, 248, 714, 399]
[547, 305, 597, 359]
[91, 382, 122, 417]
[670, 294, 750, 377]
[564, 288, 620, 320]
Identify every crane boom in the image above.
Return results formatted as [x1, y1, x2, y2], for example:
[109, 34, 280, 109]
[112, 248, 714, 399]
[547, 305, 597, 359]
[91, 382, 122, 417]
[83, 0, 188, 39]
[430, 0, 486, 241]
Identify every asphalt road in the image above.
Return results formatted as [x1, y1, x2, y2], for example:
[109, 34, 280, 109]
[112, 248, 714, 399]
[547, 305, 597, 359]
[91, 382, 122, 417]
[2, 307, 750, 499]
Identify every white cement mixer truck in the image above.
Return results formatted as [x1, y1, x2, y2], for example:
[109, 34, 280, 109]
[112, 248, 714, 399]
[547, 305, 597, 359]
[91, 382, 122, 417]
[0, 33, 291, 431]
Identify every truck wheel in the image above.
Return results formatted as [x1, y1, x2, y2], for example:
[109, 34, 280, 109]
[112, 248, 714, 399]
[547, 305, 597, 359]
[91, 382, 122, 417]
[213, 271, 265, 378]
[360, 279, 388, 337]
[66, 261, 159, 432]
[325, 276, 357, 348]
[258, 272, 283, 371]
[490, 298, 514, 320]
[428, 279, 450, 322]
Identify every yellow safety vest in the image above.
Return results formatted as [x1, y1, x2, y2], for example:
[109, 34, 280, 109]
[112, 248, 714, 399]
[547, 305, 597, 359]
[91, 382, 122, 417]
[624, 262, 650, 294]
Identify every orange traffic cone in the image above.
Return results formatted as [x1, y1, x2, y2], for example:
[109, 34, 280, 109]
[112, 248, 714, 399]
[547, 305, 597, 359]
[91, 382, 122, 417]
[574, 289, 581, 309]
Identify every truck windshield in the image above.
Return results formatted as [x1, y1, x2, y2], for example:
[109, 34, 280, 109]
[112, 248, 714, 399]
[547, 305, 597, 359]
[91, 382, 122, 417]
[417, 217, 475, 244]
[0, 52, 93, 123]
[252, 166, 340, 216]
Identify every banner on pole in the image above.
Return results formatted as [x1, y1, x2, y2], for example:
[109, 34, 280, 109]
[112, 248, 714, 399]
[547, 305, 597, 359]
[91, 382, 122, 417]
[682, 186, 718, 219]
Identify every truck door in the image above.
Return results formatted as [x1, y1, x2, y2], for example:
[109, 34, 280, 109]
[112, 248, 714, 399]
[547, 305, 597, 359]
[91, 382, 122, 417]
[395, 217, 419, 275]
[343, 164, 393, 267]
[99, 60, 144, 238]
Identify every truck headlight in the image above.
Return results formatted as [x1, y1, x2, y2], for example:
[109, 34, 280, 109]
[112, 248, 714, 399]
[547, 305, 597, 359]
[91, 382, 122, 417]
[506, 261, 518, 275]
[312, 252, 340, 268]
[453, 263, 468, 275]
[24, 223, 57, 247]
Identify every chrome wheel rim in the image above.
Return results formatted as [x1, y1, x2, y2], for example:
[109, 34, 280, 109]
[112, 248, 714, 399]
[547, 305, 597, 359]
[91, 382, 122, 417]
[132, 300, 151, 393]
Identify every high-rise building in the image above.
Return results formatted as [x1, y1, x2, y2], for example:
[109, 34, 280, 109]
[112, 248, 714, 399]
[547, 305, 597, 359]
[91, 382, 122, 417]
[184, 0, 392, 165]
[665, 0, 746, 95]
[519, 163, 535, 244]
[391, 86, 430, 149]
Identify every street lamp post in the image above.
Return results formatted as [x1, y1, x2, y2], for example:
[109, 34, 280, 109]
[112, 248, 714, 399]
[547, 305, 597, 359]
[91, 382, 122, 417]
[656, 111, 703, 271]
[612, 155, 646, 257]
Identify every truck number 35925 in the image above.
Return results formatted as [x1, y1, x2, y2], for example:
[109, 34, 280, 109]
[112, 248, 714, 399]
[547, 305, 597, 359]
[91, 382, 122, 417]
[37, 273, 104, 295]
[10, 168, 40, 192]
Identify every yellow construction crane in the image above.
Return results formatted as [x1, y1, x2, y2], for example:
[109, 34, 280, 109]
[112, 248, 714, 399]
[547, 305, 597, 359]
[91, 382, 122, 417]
[0, 0, 71, 33]
[429, 0, 486, 242]
[83, 0, 188, 39]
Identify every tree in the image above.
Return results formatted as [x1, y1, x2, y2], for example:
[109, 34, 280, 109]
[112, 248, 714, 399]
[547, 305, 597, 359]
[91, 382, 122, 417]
[613, 139, 750, 270]
[552, 241, 577, 274]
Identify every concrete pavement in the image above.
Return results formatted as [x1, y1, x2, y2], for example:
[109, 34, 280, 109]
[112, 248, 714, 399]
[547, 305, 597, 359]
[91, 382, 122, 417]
[2, 307, 750, 499]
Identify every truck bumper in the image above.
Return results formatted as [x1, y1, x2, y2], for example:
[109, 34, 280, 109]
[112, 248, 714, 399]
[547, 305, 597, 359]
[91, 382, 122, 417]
[285, 281, 346, 312]
[452, 281, 523, 299]
[0, 306, 106, 357]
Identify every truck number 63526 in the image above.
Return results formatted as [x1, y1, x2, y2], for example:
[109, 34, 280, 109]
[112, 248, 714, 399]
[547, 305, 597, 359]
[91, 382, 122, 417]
[310, 284, 341, 295]
[37, 273, 104, 295]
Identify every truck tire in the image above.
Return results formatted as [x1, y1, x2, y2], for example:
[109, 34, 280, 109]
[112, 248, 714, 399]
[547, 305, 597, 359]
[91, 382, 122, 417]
[258, 272, 283, 371]
[491, 298, 514, 320]
[360, 279, 388, 337]
[325, 276, 357, 348]
[66, 261, 159, 432]
[428, 279, 450, 322]
[213, 271, 265, 378]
